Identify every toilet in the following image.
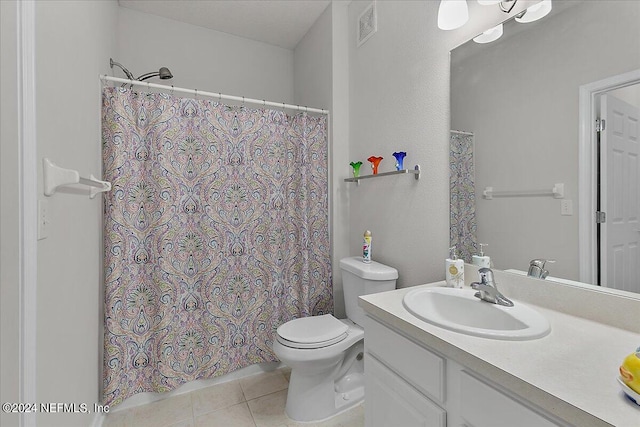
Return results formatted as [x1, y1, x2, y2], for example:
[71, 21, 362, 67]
[272, 256, 398, 422]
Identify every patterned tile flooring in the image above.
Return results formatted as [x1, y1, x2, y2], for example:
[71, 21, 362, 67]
[103, 368, 364, 427]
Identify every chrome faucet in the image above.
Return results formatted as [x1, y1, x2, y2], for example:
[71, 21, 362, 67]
[527, 259, 556, 279]
[470, 268, 514, 307]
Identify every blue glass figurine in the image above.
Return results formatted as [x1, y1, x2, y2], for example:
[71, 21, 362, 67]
[392, 152, 407, 171]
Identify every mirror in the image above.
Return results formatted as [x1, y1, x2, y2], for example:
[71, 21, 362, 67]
[450, 0, 640, 292]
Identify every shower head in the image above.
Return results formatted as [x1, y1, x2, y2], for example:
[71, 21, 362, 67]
[137, 67, 173, 81]
[109, 58, 173, 82]
[158, 67, 173, 80]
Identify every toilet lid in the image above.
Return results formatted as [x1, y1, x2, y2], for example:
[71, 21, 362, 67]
[277, 314, 348, 348]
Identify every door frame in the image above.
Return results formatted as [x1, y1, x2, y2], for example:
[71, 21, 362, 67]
[16, 1, 38, 426]
[578, 68, 640, 284]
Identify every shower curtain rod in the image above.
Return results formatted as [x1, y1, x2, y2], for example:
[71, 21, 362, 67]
[100, 75, 329, 115]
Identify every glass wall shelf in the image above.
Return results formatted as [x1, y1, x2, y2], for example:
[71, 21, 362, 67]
[345, 164, 420, 184]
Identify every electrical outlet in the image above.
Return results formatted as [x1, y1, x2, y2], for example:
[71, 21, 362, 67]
[561, 199, 573, 216]
[38, 199, 49, 240]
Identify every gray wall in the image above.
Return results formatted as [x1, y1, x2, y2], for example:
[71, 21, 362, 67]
[35, 1, 117, 425]
[610, 84, 640, 108]
[451, 1, 640, 280]
[117, 6, 295, 104]
[346, 0, 532, 288]
[1, 1, 20, 426]
[293, 2, 351, 318]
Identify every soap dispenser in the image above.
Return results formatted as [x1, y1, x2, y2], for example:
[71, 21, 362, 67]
[472, 243, 491, 268]
[446, 246, 464, 289]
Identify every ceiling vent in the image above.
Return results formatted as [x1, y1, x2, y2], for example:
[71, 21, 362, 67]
[357, 2, 377, 47]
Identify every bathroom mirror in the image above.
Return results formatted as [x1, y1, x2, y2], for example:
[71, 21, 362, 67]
[450, 0, 640, 292]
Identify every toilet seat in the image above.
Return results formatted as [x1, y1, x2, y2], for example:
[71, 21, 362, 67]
[276, 314, 349, 349]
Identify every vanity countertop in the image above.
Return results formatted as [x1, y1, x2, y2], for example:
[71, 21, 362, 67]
[359, 280, 640, 427]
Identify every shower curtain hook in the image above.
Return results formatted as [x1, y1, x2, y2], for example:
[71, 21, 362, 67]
[218, 92, 222, 102]
[171, 85, 174, 96]
[242, 96, 245, 107]
[263, 99, 266, 108]
[194, 89, 198, 99]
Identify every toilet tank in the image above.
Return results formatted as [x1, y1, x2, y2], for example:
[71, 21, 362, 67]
[339, 256, 398, 326]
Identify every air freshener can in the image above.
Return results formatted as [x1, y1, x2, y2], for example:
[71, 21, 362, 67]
[363, 230, 372, 263]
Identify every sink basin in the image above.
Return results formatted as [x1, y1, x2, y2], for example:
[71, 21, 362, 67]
[402, 287, 550, 340]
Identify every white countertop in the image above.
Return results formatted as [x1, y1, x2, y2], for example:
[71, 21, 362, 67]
[360, 280, 640, 427]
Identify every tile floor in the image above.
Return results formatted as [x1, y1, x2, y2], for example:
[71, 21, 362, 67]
[103, 368, 364, 427]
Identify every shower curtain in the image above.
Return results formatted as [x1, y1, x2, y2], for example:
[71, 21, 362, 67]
[450, 131, 477, 263]
[101, 87, 331, 406]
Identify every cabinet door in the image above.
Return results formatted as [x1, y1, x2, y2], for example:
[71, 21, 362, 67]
[460, 371, 561, 427]
[366, 317, 445, 403]
[366, 354, 446, 427]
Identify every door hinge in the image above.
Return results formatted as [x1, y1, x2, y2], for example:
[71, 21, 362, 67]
[596, 211, 606, 223]
[596, 119, 606, 132]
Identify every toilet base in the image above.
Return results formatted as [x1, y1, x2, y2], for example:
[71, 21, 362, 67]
[332, 372, 364, 412]
[283, 341, 365, 422]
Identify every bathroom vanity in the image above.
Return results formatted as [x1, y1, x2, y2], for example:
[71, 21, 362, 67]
[360, 266, 640, 427]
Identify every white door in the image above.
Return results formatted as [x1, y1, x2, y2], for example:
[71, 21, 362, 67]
[601, 94, 640, 292]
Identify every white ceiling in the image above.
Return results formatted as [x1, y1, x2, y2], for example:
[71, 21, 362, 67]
[118, 0, 332, 50]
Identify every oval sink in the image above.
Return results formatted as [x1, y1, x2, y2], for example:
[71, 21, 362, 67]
[402, 287, 550, 340]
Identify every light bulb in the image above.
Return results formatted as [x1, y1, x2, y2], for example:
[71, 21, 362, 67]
[473, 23, 504, 43]
[515, 0, 552, 23]
[438, 0, 469, 31]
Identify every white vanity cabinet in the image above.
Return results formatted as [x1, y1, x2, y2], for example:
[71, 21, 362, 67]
[365, 316, 446, 427]
[366, 356, 446, 427]
[365, 318, 566, 427]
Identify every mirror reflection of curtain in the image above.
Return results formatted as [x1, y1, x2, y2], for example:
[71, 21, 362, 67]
[450, 130, 476, 262]
[101, 87, 331, 406]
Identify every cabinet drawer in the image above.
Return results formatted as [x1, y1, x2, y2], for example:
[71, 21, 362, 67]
[365, 318, 445, 403]
[460, 371, 560, 427]
[366, 354, 446, 427]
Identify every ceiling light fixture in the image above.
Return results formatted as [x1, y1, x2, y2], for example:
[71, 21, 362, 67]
[438, 0, 518, 31]
[438, 0, 469, 31]
[515, 0, 552, 23]
[473, 23, 504, 43]
[498, 0, 518, 13]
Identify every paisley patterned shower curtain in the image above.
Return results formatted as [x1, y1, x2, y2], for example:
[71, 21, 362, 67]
[450, 130, 477, 263]
[101, 87, 331, 406]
